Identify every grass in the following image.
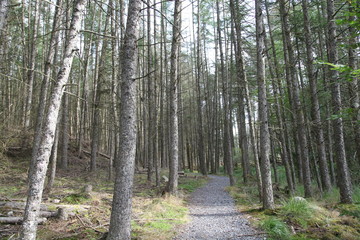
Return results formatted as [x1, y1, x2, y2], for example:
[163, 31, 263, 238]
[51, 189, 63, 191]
[62, 193, 90, 204]
[260, 217, 291, 240]
[228, 166, 360, 240]
[178, 175, 207, 192]
[280, 197, 313, 227]
[131, 194, 189, 239]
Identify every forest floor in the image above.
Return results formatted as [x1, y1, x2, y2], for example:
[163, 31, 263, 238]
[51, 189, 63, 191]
[227, 169, 360, 240]
[174, 175, 265, 240]
[0, 144, 207, 240]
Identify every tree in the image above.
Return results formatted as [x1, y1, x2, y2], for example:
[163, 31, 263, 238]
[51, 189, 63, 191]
[0, 0, 9, 33]
[21, 0, 86, 238]
[106, 0, 141, 238]
[279, 0, 312, 198]
[301, 0, 331, 192]
[167, 0, 182, 194]
[256, 0, 274, 210]
[326, 0, 352, 204]
[216, 0, 235, 186]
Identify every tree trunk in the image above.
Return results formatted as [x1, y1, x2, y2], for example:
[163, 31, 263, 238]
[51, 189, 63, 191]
[24, 0, 40, 128]
[45, 122, 60, 194]
[230, 0, 251, 184]
[301, 0, 331, 192]
[279, 0, 312, 197]
[347, 3, 360, 166]
[30, 0, 63, 180]
[60, 94, 69, 169]
[216, 0, 234, 186]
[21, 1, 86, 239]
[167, 0, 181, 194]
[326, 0, 352, 204]
[0, 0, 9, 33]
[256, 0, 274, 210]
[106, 0, 141, 238]
[264, 0, 294, 195]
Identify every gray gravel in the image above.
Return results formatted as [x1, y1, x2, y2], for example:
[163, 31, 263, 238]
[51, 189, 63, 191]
[174, 175, 266, 240]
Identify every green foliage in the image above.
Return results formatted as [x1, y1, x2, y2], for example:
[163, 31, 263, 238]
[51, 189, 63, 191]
[62, 193, 90, 204]
[260, 217, 291, 240]
[317, 61, 360, 81]
[280, 198, 313, 227]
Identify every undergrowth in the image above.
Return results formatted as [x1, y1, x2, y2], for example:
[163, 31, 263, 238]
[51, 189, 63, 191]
[228, 166, 360, 240]
[0, 142, 207, 240]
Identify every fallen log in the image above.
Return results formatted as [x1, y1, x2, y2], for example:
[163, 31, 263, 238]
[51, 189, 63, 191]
[4, 210, 58, 218]
[0, 217, 47, 224]
[0, 201, 48, 211]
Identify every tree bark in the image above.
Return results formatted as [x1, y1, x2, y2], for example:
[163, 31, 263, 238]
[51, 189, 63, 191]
[301, 0, 331, 192]
[230, 0, 250, 184]
[106, 0, 141, 238]
[29, 0, 63, 180]
[326, 0, 352, 204]
[0, 0, 9, 34]
[347, 3, 360, 166]
[279, 0, 312, 197]
[24, 0, 40, 128]
[167, 0, 182, 194]
[256, 0, 274, 210]
[21, 1, 86, 239]
[216, 0, 234, 186]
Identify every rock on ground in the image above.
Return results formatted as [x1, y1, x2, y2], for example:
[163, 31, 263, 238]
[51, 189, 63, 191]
[174, 175, 266, 240]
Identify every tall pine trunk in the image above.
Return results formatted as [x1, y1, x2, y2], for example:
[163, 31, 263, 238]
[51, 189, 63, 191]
[21, 1, 86, 238]
[256, 0, 274, 210]
[326, 0, 352, 204]
[167, 0, 182, 194]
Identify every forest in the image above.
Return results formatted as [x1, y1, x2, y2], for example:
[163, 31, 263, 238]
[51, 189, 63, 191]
[0, 0, 359, 239]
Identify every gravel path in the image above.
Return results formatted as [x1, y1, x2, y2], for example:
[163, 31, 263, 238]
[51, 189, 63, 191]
[174, 175, 266, 240]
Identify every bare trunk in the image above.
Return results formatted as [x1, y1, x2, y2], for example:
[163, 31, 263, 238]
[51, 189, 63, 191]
[216, 0, 234, 185]
[256, 0, 274, 210]
[301, 0, 331, 192]
[0, 0, 9, 32]
[24, 0, 40, 128]
[106, 0, 141, 238]
[279, 0, 312, 198]
[167, 0, 182, 194]
[30, 0, 63, 179]
[326, 0, 352, 204]
[21, 1, 86, 238]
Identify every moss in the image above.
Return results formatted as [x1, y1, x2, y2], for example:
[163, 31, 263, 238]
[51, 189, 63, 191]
[337, 204, 360, 220]
[62, 193, 90, 204]
[327, 224, 360, 240]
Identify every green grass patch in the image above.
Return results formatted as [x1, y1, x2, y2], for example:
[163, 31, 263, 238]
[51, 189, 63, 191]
[62, 193, 90, 204]
[260, 217, 291, 240]
[178, 176, 207, 192]
[280, 198, 313, 227]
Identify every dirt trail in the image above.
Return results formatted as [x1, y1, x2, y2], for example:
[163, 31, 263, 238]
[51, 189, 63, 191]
[174, 175, 266, 240]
